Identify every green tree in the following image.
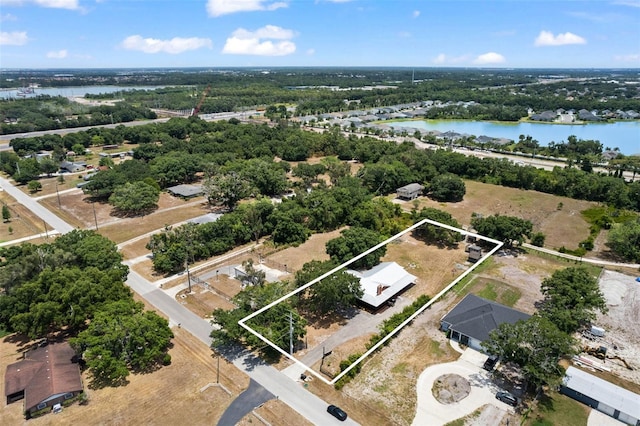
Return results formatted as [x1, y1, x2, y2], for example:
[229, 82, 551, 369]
[39, 158, 59, 176]
[325, 227, 386, 270]
[539, 266, 608, 334]
[530, 232, 546, 247]
[27, 180, 42, 193]
[14, 158, 41, 184]
[2, 204, 10, 222]
[108, 181, 160, 214]
[71, 300, 173, 386]
[202, 172, 251, 211]
[481, 316, 576, 391]
[412, 207, 464, 246]
[471, 214, 533, 248]
[428, 174, 466, 202]
[607, 219, 640, 262]
[295, 260, 363, 315]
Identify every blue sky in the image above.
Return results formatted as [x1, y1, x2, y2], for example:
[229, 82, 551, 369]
[1, 0, 639, 69]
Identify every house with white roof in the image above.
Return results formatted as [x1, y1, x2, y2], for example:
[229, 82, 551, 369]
[346, 262, 417, 309]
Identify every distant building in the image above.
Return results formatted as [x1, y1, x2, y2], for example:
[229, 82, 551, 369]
[59, 161, 85, 173]
[440, 294, 530, 351]
[166, 184, 203, 199]
[396, 183, 424, 200]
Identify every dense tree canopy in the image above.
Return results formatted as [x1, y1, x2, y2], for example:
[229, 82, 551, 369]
[481, 316, 576, 390]
[109, 181, 160, 214]
[428, 174, 466, 202]
[538, 266, 607, 334]
[607, 218, 640, 262]
[412, 207, 464, 246]
[471, 214, 533, 248]
[325, 227, 387, 270]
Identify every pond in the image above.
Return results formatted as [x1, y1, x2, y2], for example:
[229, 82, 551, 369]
[387, 119, 640, 156]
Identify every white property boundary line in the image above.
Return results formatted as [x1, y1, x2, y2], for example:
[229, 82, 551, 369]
[238, 218, 504, 385]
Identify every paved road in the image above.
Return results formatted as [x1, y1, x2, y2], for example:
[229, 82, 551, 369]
[126, 270, 359, 425]
[0, 176, 74, 234]
[522, 243, 640, 269]
[217, 379, 274, 426]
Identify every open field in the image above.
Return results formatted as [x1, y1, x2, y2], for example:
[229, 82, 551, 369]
[405, 180, 598, 250]
[264, 227, 344, 273]
[40, 191, 209, 243]
[1, 328, 250, 426]
[0, 191, 45, 242]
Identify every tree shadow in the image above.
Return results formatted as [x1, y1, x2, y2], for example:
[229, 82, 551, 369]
[109, 205, 159, 219]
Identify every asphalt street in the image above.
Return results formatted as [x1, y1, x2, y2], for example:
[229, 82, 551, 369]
[0, 176, 74, 234]
[217, 379, 274, 426]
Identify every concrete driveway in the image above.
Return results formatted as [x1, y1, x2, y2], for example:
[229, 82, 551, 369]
[412, 348, 511, 426]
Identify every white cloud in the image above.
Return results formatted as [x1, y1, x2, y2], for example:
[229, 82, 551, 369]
[0, 31, 28, 45]
[432, 53, 470, 65]
[0, 13, 17, 21]
[121, 35, 213, 54]
[473, 52, 506, 64]
[614, 53, 640, 62]
[0, 0, 79, 9]
[47, 49, 68, 58]
[613, 0, 640, 7]
[306, 48, 315, 55]
[412, 10, 420, 18]
[206, 0, 287, 17]
[534, 30, 586, 46]
[222, 25, 296, 56]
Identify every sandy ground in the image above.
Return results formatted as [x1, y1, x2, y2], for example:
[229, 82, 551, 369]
[584, 270, 640, 384]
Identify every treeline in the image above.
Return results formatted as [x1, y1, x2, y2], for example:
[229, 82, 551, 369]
[0, 95, 156, 135]
[4, 118, 639, 213]
[0, 230, 173, 385]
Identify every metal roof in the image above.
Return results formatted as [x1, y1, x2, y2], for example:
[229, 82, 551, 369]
[347, 262, 417, 308]
[564, 366, 640, 419]
[167, 184, 203, 197]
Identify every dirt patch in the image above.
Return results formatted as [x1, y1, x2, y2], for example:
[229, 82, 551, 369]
[1, 328, 249, 426]
[578, 270, 640, 386]
[177, 287, 237, 318]
[0, 191, 46, 241]
[263, 228, 344, 273]
[432, 374, 471, 404]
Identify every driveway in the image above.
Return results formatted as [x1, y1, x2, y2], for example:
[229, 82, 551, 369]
[412, 348, 511, 426]
[217, 379, 274, 426]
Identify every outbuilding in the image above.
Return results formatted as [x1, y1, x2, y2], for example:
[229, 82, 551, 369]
[167, 184, 203, 199]
[560, 366, 640, 425]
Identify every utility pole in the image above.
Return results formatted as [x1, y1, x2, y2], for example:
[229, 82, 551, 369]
[185, 255, 192, 293]
[92, 201, 99, 230]
[42, 220, 48, 239]
[289, 312, 294, 355]
[55, 180, 61, 207]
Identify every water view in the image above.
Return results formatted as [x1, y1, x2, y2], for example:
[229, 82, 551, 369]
[387, 120, 640, 156]
[0, 85, 166, 99]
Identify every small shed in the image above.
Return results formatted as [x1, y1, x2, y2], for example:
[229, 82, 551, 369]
[396, 183, 424, 200]
[467, 244, 482, 262]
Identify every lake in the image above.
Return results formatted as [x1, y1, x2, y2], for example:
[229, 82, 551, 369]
[387, 119, 640, 156]
[0, 85, 167, 99]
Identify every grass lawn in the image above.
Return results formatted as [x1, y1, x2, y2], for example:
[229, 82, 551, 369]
[526, 391, 590, 426]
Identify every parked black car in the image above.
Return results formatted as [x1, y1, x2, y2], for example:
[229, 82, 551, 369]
[483, 355, 498, 371]
[496, 391, 518, 407]
[327, 404, 348, 421]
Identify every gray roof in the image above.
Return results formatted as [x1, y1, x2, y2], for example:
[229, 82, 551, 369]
[441, 294, 530, 342]
[167, 184, 203, 197]
[188, 213, 222, 224]
[563, 367, 640, 419]
[397, 183, 424, 193]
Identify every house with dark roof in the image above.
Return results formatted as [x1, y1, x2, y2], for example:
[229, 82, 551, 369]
[167, 184, 203, 199]
[5, 342, 83, 418]
[440, 294, 530, 351]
